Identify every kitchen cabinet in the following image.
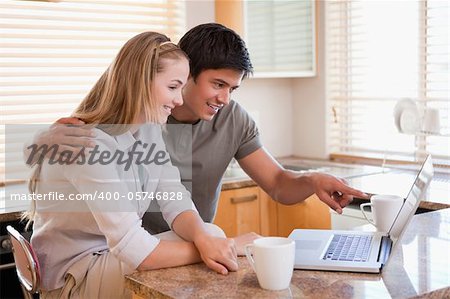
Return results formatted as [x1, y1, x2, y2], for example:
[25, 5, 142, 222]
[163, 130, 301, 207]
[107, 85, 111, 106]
[259, 189, 278, 236]
[214, 187, 261, 238]
[244, 0, 316, 77]
[215, 0, 317, 78]
[214, 186, 331, 238]
[276, 194, 331, 237]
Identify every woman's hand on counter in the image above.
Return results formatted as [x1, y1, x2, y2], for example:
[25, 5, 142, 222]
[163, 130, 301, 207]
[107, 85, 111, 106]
[171, 211, 238, 274]
[193, 235, 238, 275]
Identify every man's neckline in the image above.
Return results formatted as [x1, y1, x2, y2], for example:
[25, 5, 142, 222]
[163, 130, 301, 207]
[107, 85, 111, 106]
[168, 115, 201, 125]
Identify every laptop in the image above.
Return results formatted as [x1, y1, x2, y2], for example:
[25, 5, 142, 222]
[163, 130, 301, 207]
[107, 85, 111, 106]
[347, 170, 419, 199]
[288, 155, 434, 273]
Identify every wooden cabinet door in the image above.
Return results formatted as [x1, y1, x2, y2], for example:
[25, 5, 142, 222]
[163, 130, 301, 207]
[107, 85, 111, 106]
[259, 189, 278, 236]
[214, 187, 260, 237]
[277, 194, 331, 237]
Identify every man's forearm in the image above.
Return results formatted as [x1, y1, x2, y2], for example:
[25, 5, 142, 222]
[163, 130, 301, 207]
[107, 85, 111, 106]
[270, 171, 315, 205]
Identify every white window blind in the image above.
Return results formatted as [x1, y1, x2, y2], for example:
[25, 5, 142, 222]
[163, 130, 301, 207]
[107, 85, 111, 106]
[245, 0, 316, 77]
[327, 0, 449, 165]
[0, 0, 186, 183]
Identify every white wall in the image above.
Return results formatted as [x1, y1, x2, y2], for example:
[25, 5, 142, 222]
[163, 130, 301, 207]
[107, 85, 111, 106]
[185, 1, 215, 29]
[292, 0, 327, 159]
[233, 78, 294, 157]
[185, 1, 327, 159]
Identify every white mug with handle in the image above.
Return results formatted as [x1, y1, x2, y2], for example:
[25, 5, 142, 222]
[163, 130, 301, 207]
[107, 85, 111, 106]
[360, 194, 404, 232]
[245, 237, 295, 291]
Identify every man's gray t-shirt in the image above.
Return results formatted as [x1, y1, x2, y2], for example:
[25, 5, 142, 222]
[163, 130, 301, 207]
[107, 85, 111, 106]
[142, 100, 262, 234]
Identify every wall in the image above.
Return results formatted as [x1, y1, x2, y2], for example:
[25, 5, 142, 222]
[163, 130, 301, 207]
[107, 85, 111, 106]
[292, 0, 327, 159]
[185, 1, 327, 159]
[185, 1, 215, 29]
[233, 79, 294, 157]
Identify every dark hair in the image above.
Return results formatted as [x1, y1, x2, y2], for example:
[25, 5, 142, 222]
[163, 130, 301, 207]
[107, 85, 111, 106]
[178, 23, 253, 80]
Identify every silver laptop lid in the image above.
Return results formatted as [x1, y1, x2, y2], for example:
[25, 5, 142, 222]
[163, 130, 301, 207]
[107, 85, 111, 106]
[388, 155, 434, 246]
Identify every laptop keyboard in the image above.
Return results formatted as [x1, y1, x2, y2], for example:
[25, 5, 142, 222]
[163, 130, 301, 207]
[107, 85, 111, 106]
[323, 234, 372, 262]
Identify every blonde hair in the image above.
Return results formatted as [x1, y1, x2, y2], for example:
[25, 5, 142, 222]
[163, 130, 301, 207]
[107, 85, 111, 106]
[74, 32, 187, 133]
[23, 32, 188, 227]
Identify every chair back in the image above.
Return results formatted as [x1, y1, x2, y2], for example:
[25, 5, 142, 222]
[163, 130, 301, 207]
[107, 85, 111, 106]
[6, 225, 40, 294]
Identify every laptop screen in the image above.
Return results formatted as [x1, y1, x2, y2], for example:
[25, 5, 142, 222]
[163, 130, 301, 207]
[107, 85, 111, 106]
[388, 155, 434, 246]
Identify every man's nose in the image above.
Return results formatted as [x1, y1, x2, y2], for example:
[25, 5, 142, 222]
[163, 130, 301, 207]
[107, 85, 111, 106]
[217, 89, 231, 105]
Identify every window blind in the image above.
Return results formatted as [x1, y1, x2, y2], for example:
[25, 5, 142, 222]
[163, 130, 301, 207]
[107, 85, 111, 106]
[327, 0, 449, 165]
[0, 0, 186, 183]
[245, 0, 315, 77]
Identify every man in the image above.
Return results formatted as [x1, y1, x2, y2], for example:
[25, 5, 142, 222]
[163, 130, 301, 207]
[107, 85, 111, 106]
[31, 23, 367, 253]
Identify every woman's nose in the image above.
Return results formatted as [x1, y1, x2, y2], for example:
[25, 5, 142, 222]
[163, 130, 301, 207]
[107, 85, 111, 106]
[173, 92, 183, 106]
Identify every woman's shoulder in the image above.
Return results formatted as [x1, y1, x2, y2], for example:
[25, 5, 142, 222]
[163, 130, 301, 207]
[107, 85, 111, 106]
[91, 128, 122, 151]
[92, 127, 116, 142]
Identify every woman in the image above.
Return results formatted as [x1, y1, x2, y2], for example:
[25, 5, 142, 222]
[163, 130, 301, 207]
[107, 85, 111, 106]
[28, 32, 237, 299]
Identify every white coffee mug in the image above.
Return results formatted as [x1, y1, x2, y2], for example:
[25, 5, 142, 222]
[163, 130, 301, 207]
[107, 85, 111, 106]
[360, 194, 403, 232]
[245, 237, 295, 291]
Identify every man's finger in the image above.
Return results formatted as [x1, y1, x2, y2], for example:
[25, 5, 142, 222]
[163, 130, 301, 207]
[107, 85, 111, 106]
[57, 126, 95, 137]
[338, 194, 353, 208]
[68, 126, 95, 137]
[318, 192, 343, 214]
[56, 145, 86, 156]
[34, 144, 85, 162]
[339, 177, 349, 185]
[56, 117, 85, 125]
[339, 184, 369, 199]
[61, 136, 95, 148]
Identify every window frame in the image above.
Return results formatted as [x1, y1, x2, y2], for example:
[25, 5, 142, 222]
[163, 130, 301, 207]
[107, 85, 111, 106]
[326, 0, 449, 167]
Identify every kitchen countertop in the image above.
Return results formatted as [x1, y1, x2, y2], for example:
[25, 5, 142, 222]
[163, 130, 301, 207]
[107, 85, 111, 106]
[0, 202, 29, 223]
[220, 156, 381, 191]
[126, 208, 450, 299]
